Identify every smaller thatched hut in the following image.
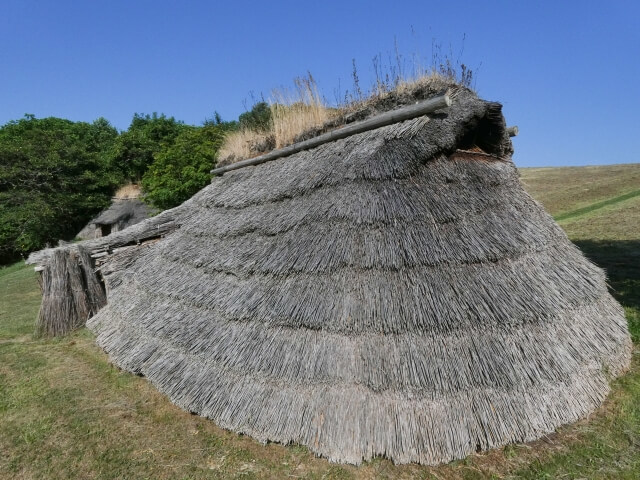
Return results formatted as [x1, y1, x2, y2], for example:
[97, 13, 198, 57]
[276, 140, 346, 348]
[77, 186, 153, 240]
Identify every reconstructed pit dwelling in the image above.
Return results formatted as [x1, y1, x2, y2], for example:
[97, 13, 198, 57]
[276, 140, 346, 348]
[28, 85, 632, 465]
[76, 198, 152, 240]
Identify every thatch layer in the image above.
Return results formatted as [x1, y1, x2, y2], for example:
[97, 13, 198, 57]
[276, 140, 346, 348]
[31, 90, 632, 464]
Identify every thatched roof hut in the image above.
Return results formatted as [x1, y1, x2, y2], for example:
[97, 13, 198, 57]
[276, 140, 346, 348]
[77, 186, 153, 239]
[28, 87, 632, 465]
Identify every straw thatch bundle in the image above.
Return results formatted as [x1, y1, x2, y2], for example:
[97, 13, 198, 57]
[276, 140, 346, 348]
[28, 88, 632, 464]
[35, 245, 106, 336]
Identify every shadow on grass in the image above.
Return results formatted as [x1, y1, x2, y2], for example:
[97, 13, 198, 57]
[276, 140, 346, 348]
[574, 239, 640, 338]
[574, 240, 640, 305]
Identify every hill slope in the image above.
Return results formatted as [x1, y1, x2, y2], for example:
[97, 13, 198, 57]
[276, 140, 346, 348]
[520, 163, 640, 219]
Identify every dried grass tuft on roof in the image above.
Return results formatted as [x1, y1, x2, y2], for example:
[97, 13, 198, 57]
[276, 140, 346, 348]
[217, 72, 459, 166]
[114, 183, 142, 199]
[28, 88, 632, 465]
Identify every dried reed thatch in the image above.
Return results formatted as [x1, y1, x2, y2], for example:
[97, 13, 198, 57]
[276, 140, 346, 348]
[30, 209, 182, 336]
[28, 88, 632, 465]
[114, 183, 143, 200]
[35, 245, 106, 336]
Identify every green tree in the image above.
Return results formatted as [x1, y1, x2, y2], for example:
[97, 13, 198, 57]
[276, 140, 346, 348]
[109, 113, 187, 181]
[238, 102, 272, 132]
[141, 123, 229, 210]
[0, 115, 119, 264]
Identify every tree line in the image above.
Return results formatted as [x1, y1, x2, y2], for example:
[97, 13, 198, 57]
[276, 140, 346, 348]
[0, 104, 271, 264]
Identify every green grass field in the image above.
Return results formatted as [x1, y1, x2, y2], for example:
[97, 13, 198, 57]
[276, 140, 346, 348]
[1, 164, 639, 479]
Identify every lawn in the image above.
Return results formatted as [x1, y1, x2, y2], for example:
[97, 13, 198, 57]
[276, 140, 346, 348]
[1, 164, 639, 479]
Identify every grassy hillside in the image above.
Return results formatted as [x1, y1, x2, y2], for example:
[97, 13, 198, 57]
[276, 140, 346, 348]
[1, 164, 639, 479]
[519, 163, 640, 219]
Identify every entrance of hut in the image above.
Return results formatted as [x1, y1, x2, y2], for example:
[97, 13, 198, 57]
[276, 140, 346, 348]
[100, 224, 111, 237]
[457, 103, 506, 155]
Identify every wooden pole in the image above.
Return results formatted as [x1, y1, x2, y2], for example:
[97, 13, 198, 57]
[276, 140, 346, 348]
[211, 94, 452, 176]
[507, 126, 519, 137]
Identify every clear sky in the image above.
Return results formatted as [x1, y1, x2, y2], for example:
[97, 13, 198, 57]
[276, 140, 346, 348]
[1, 1, 638, 167]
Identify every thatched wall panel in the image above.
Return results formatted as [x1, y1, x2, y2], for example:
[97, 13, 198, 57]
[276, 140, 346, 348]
[121, 243, 606, 335]
[163, 208, 566, 275]
[90, 292, 629, 396]
[77, 245, 106, 314]
[186, 177, 539, 240]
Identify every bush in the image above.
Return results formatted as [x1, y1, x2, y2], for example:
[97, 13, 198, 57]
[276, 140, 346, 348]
[0, 116, 120, 264]
[238, 102, 272, 132]
[141, 123, 230, 210]
[109, 113, 187, 182]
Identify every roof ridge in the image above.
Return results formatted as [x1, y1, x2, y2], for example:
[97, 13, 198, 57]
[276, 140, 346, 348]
[211, 93, 452, 176]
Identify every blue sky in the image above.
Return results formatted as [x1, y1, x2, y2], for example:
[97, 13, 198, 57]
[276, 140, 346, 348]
[1, 1, 638, 167]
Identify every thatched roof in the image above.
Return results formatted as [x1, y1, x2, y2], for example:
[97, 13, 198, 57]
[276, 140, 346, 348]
[76, 198, 153, 240]
[93, 198, 151, 225]
[28, 89, 632, 465]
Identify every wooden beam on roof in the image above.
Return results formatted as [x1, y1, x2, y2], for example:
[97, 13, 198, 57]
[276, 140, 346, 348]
[211, 93, 452, 176]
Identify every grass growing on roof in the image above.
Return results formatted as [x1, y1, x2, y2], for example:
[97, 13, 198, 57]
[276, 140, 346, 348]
[113, 183, 142, 200]
[270, 73, 336, 149]
[217, 56, 467, 166]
